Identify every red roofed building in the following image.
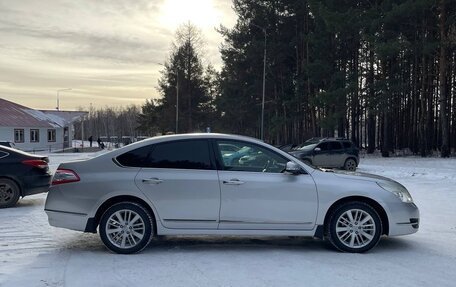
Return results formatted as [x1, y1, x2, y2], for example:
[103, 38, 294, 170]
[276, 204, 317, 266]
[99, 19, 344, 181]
[0, 98, 86, 151]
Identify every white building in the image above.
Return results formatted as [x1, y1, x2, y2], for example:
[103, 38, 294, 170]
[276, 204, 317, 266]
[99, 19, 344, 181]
[0, 98, 87, 152]
[40, 110, 88, 149]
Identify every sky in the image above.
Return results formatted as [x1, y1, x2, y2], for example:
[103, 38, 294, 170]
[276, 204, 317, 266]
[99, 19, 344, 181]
[0, 0, 237, 110]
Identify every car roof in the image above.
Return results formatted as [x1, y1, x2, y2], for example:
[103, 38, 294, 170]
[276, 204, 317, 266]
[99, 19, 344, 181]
[137, 133, 261, 145]
[94, 133, 278, 161]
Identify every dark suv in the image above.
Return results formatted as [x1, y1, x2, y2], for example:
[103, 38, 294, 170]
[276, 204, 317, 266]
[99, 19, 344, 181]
[289, 138, 359, 171]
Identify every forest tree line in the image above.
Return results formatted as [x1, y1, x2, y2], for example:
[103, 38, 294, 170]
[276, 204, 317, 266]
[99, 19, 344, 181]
[214, 0, 456, 157]
[74, 105, 143, 142]
[78, 0, 456, 157]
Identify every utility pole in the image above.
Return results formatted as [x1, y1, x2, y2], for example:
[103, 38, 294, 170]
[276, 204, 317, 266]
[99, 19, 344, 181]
[175, 69, 179, 134]
[56, 88, 72, 110]
[250, 23, 267, 141]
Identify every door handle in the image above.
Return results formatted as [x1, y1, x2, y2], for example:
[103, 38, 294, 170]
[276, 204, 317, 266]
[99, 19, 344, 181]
[142, 178, 163, 184]
[223, 179, 245, 185]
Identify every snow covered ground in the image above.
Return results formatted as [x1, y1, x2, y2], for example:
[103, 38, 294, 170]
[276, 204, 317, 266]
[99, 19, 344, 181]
[1, 153, 456, 287]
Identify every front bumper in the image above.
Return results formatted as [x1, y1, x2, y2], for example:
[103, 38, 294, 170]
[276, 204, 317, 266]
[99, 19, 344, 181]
[388, 202, 420, 236]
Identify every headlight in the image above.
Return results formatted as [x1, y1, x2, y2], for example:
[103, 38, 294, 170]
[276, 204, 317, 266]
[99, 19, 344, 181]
[377, 181, 414, 203]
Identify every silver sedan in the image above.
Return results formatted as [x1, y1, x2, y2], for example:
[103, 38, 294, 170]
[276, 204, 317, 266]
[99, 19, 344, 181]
[45, 133, 419, 254]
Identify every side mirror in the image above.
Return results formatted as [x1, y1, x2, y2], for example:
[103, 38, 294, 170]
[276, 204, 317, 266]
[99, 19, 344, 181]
[314, 147, 321, 152]
[285, 161, 301, 175]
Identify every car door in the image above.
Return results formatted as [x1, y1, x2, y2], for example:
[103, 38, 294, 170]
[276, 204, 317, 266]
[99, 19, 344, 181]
[327, 141, 344, 168]
[312, 142, 330, 166]
[214, 140, 318, 230]
[134, 139, 220, 229]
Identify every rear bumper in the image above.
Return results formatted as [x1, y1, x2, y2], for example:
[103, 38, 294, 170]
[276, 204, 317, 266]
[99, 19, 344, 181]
[45, 209, 89, 232]
[21, 174, 51, 196]
[23, 185, 49, 196]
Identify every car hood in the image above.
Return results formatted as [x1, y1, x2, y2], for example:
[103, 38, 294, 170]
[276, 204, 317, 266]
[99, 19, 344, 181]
[325, 169, 396, 183]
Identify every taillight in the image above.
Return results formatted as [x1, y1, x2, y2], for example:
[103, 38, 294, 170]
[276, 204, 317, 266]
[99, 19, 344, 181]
[22, 159, 48, 169]
[52, 169, 80, 185]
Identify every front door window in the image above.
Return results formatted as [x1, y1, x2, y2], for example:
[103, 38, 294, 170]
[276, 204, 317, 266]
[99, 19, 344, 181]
[216, 140, 288, 173]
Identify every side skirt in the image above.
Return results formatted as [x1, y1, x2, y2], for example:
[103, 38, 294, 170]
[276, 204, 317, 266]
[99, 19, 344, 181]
[156, 226, 319, 237]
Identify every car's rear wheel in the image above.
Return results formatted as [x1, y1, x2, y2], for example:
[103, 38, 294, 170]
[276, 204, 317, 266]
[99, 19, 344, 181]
[344, 158, 357, 171]
[99, 202, 154, 254]
[0, 178, 20, 208]
[326, 202, 382, 253]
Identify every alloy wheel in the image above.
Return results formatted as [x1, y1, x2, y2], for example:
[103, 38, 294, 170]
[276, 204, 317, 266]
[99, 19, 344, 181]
[335, 209, 376, 249]
[105, 209, 146, 249]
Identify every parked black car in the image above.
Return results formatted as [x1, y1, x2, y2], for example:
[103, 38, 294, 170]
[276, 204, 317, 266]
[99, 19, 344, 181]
[0, 146, 51, 208]
[289, 138, 359, 171]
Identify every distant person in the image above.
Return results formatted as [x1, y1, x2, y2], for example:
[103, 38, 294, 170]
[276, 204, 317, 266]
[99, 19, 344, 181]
[97, 137, 104, 149]
[88, 136, 93, 147]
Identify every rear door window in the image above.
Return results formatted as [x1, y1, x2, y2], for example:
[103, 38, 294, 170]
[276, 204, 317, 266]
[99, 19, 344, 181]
[116, 145, 152, 167]
[117, 140, 213, 170]
[342, 142, 352, 149]
[148, 140, 213, 170]
[329, 142, 343, 151]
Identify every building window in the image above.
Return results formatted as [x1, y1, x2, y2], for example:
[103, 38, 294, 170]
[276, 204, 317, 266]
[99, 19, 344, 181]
[30, 129, 40, 143]
[47, 129, 56, 142]
[14, 129, 24, 143]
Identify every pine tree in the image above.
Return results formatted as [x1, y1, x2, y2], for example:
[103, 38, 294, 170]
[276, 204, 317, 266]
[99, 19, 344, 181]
[141, 23, 215, 134]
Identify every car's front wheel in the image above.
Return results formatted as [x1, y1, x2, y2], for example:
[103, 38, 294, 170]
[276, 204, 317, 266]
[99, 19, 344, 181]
[0, 178, 20, 208]
[99, 202, 154, 254]
[326, 202, 382, 253]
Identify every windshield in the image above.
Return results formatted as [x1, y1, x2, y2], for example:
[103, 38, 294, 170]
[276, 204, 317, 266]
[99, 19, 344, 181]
[296, 143, 318, 151]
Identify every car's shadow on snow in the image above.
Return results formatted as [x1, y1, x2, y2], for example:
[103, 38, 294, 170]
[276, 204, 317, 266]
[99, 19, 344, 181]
[0, 196, 45, 217]
[140, 236, 418, 254]
[55, 236, 332, 254]
[143, 236, 331, 253]
[375, 237, 416, 252]
[15, 197, 45, 208]
[56, 235, 418, 255]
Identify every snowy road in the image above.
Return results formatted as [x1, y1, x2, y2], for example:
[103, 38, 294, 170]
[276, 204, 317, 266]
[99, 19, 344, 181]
[1, 153, 456, 287]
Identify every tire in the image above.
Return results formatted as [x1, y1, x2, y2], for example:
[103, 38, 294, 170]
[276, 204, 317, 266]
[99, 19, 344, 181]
[99, 202, 154, 254]
[344, 158, 357, 171]
[0, 178, 20, 208]
[326, 202, 382, 253]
